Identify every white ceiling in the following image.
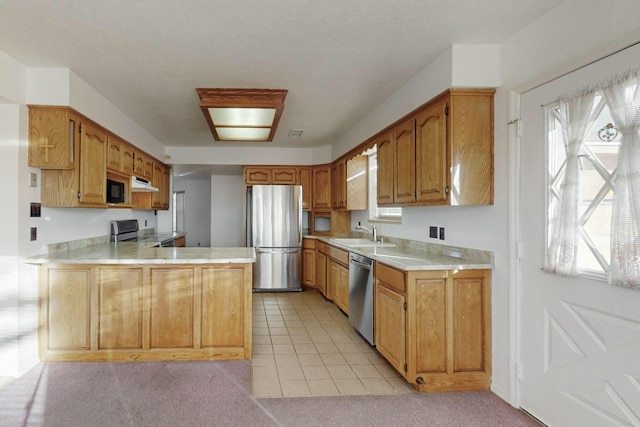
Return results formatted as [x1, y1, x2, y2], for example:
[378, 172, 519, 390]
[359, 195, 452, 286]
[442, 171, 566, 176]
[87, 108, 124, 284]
[0, 1, 562, 150]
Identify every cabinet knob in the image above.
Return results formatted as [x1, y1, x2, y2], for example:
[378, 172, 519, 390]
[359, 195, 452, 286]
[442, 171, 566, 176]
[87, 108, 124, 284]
[444, 186, 450, 195]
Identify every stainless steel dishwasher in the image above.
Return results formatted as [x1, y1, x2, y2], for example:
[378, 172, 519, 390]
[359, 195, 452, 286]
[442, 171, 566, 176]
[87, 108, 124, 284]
[349, 252, 374, 345]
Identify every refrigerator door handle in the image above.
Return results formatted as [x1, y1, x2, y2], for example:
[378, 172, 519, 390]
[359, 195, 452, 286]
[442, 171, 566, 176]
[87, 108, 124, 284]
[256, 248, 300, 254]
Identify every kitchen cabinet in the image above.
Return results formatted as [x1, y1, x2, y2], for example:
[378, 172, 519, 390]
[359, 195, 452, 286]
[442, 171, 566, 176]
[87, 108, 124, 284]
[374, 262, 491, 392]
[28, 106, 77, 169]
[38, 263, 253, 361]
[315, 242, 328, 297]
[152, 162, 171, 209]
[244, 166, 297, 185]
[302, 238, 316, 288]
[133, 151, 153, 180]
[331, 159, 346, 209]
[346, 154, 368, 210]
[312, 164, 331, 210]
[325, 245, 349, 314]
[375, 263, 406, 374]
[131, 161, 171, 211]
[331, 155, 368, 210]
[107, 135, 134, 176]
[298, 167, 312, 210]
[375, 131, 394, 205]
[40, 117, 108, 208]
[377, 89, 494, 207]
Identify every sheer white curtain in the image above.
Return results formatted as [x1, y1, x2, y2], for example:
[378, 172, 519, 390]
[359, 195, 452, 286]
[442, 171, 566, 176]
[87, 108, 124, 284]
[601, 70, 640, 289]
[545, 90, 600, 275]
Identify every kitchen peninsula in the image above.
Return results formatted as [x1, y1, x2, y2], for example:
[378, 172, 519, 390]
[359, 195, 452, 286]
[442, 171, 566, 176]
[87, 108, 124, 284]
[29, 242, 255, 363]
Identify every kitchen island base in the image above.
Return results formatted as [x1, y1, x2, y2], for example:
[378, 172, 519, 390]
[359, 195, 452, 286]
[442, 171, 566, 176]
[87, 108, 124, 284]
[38, 263, 252, 362]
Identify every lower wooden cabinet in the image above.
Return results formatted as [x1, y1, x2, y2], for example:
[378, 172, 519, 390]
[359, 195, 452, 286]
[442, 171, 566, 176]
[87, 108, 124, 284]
[302, 238, 316, 288]
[38, 263, 252, 362]
[375, 263, 406, 375]
[315, 242, 328, 297]
[374, 262, 491, 392]
[326, 245, 349, 314]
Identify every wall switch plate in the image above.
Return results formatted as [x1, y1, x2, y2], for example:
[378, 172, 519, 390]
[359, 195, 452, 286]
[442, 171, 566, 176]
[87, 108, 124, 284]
[429, 226, 438, 238]
[439, 227, 445, 240]
[30, 227, 37, 241]
[29, 173, 37, 188]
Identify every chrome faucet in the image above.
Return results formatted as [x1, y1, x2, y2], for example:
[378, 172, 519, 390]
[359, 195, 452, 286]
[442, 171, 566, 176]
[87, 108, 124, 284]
[356, 224, 377, 242]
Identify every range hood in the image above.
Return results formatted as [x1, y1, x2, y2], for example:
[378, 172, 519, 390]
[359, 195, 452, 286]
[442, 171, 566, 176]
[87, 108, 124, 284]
[131, 176, 159, 192]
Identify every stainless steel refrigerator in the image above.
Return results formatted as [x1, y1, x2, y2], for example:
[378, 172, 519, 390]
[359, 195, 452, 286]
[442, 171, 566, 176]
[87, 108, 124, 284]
[247, 185, 303, 291]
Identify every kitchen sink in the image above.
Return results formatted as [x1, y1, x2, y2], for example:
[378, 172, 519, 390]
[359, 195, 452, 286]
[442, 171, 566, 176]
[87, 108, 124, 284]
[328, 238, 396, 248]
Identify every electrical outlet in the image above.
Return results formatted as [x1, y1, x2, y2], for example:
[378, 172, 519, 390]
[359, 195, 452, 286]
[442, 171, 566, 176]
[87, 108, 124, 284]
[30, 227, 37, 241]
[429, 226, 438, 238]
[29, 173, 37, 188]
[439, 227, 445, 240]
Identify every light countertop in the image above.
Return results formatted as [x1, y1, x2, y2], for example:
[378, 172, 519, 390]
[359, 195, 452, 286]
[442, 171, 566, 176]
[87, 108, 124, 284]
[28, 242, 256, 265]
[307, 235, 493, 271]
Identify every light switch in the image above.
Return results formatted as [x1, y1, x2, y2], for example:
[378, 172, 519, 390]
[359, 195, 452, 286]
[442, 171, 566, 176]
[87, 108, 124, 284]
[29, 173, 37, 188]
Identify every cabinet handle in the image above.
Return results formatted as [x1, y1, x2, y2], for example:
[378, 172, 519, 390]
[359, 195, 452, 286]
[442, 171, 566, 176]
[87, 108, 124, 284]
[444, 186, 450, 195]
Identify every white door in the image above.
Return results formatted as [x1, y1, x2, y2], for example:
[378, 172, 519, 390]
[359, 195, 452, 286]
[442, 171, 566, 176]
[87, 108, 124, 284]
[519, 45, 640, 426]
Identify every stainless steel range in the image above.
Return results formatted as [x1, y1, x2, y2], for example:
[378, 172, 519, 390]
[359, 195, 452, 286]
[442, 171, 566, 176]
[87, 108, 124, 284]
[110, 219, 176, 247]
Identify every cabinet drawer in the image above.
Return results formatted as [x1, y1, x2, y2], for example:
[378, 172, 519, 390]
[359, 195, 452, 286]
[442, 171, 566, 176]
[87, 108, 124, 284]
[317, 241, 327, 254]
[375, 262, 406, 294]
[302, 238, 316, 249]
[326, 245, 348, 266]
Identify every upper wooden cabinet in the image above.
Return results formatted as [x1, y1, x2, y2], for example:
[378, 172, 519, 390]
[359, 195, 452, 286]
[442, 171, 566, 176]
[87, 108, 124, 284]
[298, 167, 312, 211]
[244, 166, 297, 185]
[375, 131, 394, 206]
[30, 105, 169, 210]
[152, 162, 171, 210]
[28, 106, 77, 169]
[133, 151, 153, 180]
[107, 135, 134, 176]
[377, 89, 494, 207]
[312, 164, 331, 211]
[331, 159, 346, 209]
[39, 109, 108, 208]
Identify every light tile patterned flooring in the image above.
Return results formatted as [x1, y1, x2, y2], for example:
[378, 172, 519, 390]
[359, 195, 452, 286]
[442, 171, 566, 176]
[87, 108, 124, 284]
[251, 290, 416, 398]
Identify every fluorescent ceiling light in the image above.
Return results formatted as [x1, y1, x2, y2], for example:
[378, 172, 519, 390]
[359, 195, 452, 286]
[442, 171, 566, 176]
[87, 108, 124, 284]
[197, 88, 287, 142]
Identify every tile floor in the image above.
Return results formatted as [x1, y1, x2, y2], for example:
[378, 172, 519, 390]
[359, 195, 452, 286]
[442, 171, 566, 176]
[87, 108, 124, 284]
[251, 290, 416, 398]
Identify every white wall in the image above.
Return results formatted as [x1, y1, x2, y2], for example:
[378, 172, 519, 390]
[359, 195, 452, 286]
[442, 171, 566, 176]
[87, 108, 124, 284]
[173, 176, 212, 247]
[210, 175, 245, 247]
[345, 0, 640, 406]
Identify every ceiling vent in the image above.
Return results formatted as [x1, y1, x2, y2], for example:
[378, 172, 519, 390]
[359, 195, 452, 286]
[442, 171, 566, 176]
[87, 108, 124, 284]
[288, 129, 304, 138]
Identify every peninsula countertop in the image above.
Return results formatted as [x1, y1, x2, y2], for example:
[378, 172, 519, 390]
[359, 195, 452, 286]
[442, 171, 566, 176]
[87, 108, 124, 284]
[28, 242, 256, 265]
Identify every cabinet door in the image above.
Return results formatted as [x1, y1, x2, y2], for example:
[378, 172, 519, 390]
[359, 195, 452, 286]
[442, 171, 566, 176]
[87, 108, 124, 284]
[315, 248, 327, 296]
[149, 268, 195, 348]
[201, 266, 246, 348]
[346, 154, 368, 210]
[298, 167, 312, 210]
[272, 167, 297, 184]
[302, 248, 316, 288]
[328, 259, 340, 302]
[28, 107, 75, 169]
[331, 159, 346, 209]
[45, 268, 91, 350]
[376, 132, 394, 205]
[375, 283, 405, 374]
[393, 118, 416, 204]
[415, 100, 448, 204]
[245, 167, 272, 185]
[336, 263, 349, 314]
[78, 121, 107, 205]
[413, 274, 448, 375]
[152, 163, 170, 210]
[312, 165, 331, 210]
[133, 152, 145, 176]
[97, 268, 143, 349]
[121, 144, 134, 176]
